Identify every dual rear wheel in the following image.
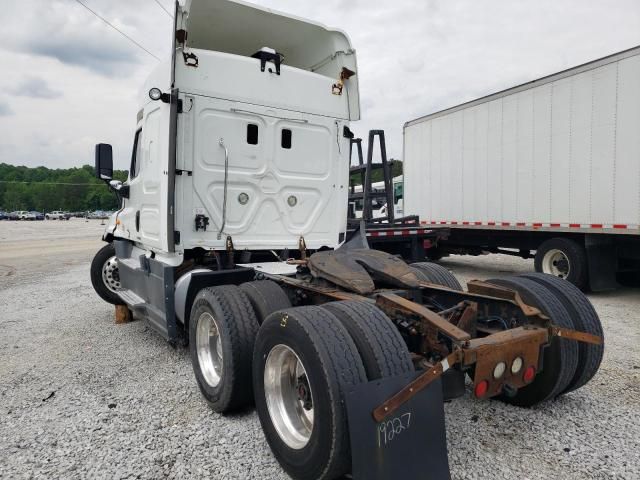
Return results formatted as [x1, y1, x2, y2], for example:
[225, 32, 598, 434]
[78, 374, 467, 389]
[188, 280, 413, 480]
[486, 274, 603, 406]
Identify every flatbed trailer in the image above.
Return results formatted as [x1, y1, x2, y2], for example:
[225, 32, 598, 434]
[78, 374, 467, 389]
[88, 2, 605, 479]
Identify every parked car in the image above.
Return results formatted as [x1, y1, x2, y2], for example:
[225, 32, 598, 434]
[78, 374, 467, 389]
[88, 210, 110, 220]
[30, 211, 45, 220]
[0, 211, 8, 220]
[45, 210, 70, 220]
[7, 211, 20, 220]
[16, 211, 37, 220]
[68, 211, 87, 218]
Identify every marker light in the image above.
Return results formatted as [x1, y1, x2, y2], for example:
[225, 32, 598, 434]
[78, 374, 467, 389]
[511, 357, 523, 374]
[493, 362, 506, 379]
[523, 366, 536, 383]
[474, 380, 489, 398]
[149, 88, 162, 101]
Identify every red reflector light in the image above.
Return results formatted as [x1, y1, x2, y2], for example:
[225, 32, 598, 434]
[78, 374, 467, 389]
[523, 366, 536, 383]
[474, 380, 489, 398]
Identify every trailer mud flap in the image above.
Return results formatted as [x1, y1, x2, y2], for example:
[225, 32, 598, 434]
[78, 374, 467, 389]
[345, 372, 450, 480]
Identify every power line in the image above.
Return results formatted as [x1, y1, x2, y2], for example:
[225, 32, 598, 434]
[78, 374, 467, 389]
[70, 0, 161, 61]
[152, 0, 174, 19]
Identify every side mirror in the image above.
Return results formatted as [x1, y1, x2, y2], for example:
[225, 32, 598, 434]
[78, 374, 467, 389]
[95, 144, 113, 181]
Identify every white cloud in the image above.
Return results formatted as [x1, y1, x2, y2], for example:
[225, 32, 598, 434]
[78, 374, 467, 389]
[0, 101, 13, 116]
[9, 76, 63, 99]
[0, 0, 638, 169]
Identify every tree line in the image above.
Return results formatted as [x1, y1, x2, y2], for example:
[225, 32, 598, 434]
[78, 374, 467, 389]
[0, 159, 402, 212]
[0, 163, 127, 212]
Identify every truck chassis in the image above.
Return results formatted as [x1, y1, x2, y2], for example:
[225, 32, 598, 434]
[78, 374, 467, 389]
[92, 233, 603, 480]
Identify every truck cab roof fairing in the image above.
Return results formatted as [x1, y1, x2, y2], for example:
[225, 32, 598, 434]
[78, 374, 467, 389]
[179, 0, 360, 119]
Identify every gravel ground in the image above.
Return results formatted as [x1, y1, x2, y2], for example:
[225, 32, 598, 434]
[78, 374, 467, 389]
[0, 220, 639, 479]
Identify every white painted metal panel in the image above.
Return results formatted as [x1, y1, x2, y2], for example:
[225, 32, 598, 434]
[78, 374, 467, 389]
[487, 100, 502, 222]
[475, 103, 489, 222]
[403, 47, 640, 233]
[590, 63, 617, 224]
[187, 96, 348, 250]
[569, 71, 593, 225]
[615, 55, 640, 226]
[532, 84, 552, 223]
[550, 78, 571, 223]
[516, 90, 534, 223]
[502, 95, 518, 223]
[450, 111, 464, 222]
[462, 107, 476, 223]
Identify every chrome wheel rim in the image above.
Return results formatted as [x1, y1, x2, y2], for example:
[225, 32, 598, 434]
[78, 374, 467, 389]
[264, 344, 314, 450]
[542, 249, 570, 279]
[101, 256, 121, 293]
[196, 312, 223, 387]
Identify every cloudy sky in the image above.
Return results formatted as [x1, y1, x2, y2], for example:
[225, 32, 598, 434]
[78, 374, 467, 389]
[0, 0, 639, 170]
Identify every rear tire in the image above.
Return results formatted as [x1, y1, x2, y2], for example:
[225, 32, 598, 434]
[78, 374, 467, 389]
[240, 280, 291, 325]
[410, 262, 463, 290]
[321, 300, 414, 380]
[189, 285, 259, 412]
[253, 306, 366, 480]
[487, 276, 579, 406]
[534, 237, 588, 289]
[519, 273, 604, 393]
[90, 243, 123, 305]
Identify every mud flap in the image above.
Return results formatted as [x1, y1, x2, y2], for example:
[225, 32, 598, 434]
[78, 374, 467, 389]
[345, 372, 450, 480]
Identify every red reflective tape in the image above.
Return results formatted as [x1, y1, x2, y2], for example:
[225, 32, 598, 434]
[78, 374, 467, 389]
[550, 223, 561, 227]
[533, 223, 543, 227]
[516, 222, 526, 227]
[569, 223, 580, 228]
[474, 221, 483, 226]
[451, 221, 458, 225]
[591, 224, 603, 229]
[440, 221, 447, 225]
[462, 221, 470, 225]
[613, 224, 627, 229]
[501, 222, 510, 226]
[487, 222, 496, 226]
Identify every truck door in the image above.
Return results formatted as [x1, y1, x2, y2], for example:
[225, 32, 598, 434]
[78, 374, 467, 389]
[119, 103, 166, 251]
[183, 96, 344, 250]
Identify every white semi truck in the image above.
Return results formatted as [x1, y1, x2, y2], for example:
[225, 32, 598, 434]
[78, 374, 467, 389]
[89, 1, 604, 479]
[404, 46, 640, 291]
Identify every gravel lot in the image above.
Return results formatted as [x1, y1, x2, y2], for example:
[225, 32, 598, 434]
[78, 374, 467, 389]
[1, 220, 638, 479]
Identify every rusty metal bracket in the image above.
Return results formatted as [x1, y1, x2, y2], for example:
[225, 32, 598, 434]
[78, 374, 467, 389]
[376, 292, 471, 343]
[466, 280, 548, 320]
[551, 326, 603, 345]
[373, 351, 461, 422]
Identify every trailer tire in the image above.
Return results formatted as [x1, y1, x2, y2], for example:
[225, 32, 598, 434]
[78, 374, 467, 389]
[519, 273, 604, 393]
[189, 285, 259, 413]
[90, 243, 123, 305]
[253, 306, 366, 480]
[410, 262, 463, 290]
[240, 280, 291, 325]
[322, 301, 414, 380]
[534, 238, 588, 289]
[487, 277, 579, 406]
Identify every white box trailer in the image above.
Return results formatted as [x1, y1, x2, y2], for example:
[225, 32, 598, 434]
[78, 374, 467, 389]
[404, 46, 640, 290]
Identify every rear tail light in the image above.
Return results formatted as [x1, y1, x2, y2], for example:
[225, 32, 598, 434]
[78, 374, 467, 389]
[523, 366, 536, 383]
[474, 380, 489, 398]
